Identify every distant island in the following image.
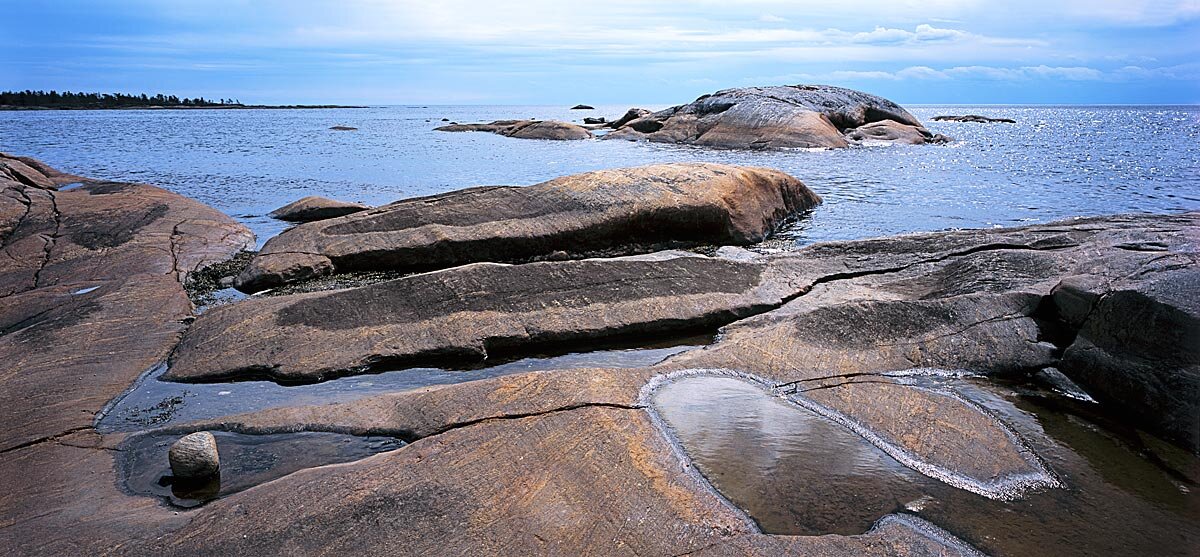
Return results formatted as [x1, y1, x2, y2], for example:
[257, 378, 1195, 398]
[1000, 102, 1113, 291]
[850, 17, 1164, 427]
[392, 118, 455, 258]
[0, 90, 365, 110]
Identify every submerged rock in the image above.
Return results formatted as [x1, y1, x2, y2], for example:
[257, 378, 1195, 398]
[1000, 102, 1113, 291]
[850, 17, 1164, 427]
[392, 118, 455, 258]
[570, 104, 594, 110]
[435, 119, 592, 140]
[234, 163, 820, 292]
[169, 432, 220, 479]
[328, 125, 357, 131]
[933, 115, 1016, 123]
[269, 196, 369, 222]
[603, 84, 943, 149]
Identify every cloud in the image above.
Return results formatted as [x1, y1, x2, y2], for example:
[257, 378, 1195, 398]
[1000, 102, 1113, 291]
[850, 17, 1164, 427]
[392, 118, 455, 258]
[757, 63, 1194, 84]
[759, 14, 787, 23]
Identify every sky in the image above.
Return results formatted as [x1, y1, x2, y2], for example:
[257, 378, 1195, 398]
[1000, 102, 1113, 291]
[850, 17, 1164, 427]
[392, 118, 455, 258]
[2, 0, 1198, 105]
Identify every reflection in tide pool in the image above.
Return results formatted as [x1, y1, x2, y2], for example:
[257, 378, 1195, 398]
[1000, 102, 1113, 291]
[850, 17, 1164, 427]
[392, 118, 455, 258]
[650, 374, 1200, 556]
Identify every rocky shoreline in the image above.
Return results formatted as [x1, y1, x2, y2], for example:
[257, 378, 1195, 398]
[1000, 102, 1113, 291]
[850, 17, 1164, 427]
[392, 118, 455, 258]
[0, 150, 1196, 556]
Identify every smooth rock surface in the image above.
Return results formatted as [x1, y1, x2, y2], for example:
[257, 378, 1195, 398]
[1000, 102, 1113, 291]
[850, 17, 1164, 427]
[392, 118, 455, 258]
[435, 119, 592, 140]
[171, 252, 803, 383]
[269, 195, 369, 222]
[169, 432, 220, 479]
[235, 163, 820, 291]
[603, 84, 942, 149]
[608, 107, 651, 128]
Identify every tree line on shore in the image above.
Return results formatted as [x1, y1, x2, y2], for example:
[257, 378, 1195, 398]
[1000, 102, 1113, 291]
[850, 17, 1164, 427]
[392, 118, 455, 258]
[0, 90, 240, 108]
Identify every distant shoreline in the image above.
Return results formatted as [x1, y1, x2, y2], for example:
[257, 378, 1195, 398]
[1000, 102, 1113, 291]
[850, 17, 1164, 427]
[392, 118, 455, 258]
[0, 104, 368, 111]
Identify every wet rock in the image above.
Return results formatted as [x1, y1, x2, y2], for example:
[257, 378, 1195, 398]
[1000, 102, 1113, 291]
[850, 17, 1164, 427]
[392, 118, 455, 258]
[435, 119, 592, 140]
[603, 84, 941, 149]
[268, 195, 369, 222]
[845, 119, 951, 145]
[328, 125, 357, 131]
[234, 163, 820, 292]
[933, 115, 1016, 123]
[570, 104, 594, 109]
[582, 116, 606, 124]
[608, 107, 651, 128]
[169, 432, 220, 479]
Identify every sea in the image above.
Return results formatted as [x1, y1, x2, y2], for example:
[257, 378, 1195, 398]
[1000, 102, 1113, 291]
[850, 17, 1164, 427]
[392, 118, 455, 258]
[1, 104, 1197, 248]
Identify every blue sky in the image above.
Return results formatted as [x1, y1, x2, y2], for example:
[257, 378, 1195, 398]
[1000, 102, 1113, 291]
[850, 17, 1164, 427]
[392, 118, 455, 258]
[2, 0, 1198, 105]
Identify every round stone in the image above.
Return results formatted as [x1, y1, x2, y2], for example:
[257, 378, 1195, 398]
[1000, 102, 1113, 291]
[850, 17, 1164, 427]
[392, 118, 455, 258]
[169, 431, 220, 479]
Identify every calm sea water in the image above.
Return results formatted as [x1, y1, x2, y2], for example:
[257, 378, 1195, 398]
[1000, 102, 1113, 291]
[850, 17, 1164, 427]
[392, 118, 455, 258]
[2, 104, 1197, 246]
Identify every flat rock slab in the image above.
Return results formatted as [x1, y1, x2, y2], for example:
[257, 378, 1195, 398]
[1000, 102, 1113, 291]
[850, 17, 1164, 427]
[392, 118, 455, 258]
[138, 401, 980, 557]
[170, 253, 800, 383]
[603, 84, 943, 148]
[235, 163, 820, 292]
[269, 195, 368, 222]
[435, 119, 592, 140]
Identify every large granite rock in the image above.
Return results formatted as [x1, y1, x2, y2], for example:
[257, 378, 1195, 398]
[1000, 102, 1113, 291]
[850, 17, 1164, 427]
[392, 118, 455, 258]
[269, 195, 369, 222]
[435, 119, 592, 140]
[234, 163, 820, 292]
[169, 252, 803, 383]
[1056, 259, 1200, 452]
[603, 85, 944, 149]
[0, 172, 254, 452]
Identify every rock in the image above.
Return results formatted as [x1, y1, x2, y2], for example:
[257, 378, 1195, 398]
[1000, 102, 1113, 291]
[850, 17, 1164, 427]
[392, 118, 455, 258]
[0, 173, 254, 452]
[435, 119, 593, 140]
[170, 252, 804, 383]
[169, 432, 220, 479]
[145, 370, 983, 556]
[1057, 261, 1200, 452]
[582, 116, 606, 124]
[328, 125, 357, 131]
[234, 163, 820, 292]
[570, 104, 594, 109]
[268, 196, 369, 222]
[607, 107, 651, 129]
[0, 152, 83, 189]
[844, 119, 951, 145]
[933, 115, 1016, 123]
[440, 118, 449, 121]
[602, 84, 941, 149]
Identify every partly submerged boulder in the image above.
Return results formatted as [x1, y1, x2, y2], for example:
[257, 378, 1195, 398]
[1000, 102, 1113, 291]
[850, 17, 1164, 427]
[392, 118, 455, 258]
[845, 119, 950, 145]
[603, 84, 943, 149]
[435, 119, 592, 140]
[608, 107, 651, 129]
[269, 196, 369, 222]
[234, 163, 820, 292]
[933, 115, 1016, 124]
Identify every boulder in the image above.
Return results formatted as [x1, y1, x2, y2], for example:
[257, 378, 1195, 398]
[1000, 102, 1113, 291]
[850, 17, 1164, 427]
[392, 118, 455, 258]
[234, 163, 820, 292]
[933, 115, 1016, 123]
[608, 107, 651, 129]
[435, 119, 592, 140]
[603, 84, 942, 149]
[845, 119, 951, 145]
[169, 432, 220, 479]
[268, 195, 369, 222]
[582, 117, 606, 124]
[570, 104, 594, 109]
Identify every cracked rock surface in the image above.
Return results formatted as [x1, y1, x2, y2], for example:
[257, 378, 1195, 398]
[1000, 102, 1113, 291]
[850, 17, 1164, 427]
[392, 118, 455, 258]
[1, 153, 1195, 556]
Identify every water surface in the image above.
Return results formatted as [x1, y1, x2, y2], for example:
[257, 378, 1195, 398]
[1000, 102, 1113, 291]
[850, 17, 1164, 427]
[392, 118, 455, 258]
[3, 105, 1195, 246]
